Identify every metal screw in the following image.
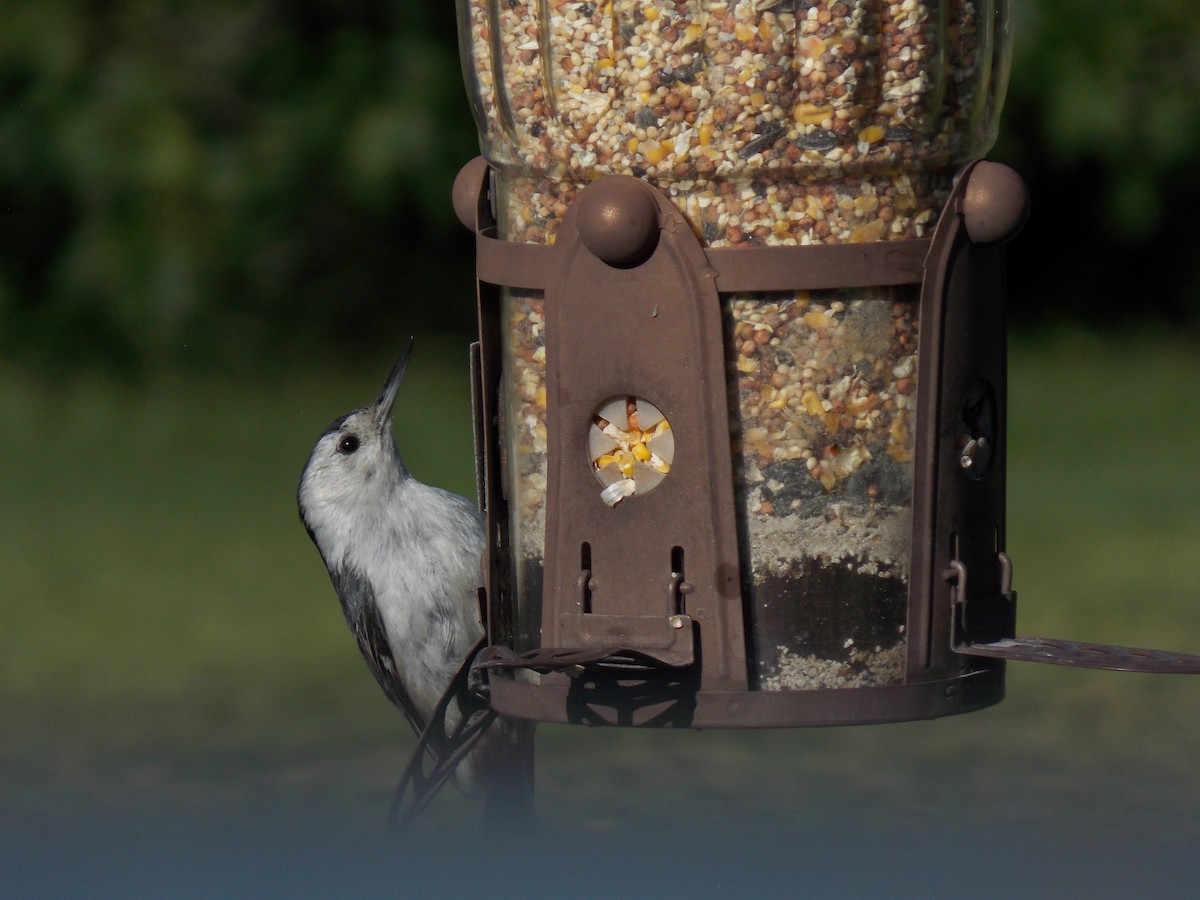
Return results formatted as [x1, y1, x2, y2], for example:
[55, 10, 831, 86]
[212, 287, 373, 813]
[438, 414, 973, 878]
[960, 436, 987, 469]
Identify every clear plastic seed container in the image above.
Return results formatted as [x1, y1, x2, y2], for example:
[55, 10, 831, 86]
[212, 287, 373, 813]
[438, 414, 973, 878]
[457, 0, 1011, 689]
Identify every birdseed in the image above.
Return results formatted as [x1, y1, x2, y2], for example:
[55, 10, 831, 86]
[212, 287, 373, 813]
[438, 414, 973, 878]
[464, 0, 1004, 688]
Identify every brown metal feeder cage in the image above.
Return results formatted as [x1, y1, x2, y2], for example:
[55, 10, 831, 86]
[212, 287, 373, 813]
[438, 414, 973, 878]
[456, 153, 1200, 732]
[427, 1, 1200, 754]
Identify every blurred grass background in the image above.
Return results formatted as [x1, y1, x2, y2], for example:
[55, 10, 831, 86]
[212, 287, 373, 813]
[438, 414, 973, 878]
[3, 0, 1200, 894]
[3, 331, 1199, 893]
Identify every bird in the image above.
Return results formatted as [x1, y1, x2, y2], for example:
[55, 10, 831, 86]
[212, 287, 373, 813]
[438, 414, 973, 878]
[297, 337, 536, 828]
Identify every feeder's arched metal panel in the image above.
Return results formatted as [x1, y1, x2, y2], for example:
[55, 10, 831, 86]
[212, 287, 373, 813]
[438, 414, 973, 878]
[910, 160, 1014, 682]
[539, 176, 746, 690]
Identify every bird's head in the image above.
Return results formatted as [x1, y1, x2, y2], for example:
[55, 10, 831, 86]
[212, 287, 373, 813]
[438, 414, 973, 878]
[298, 337, 414, 529]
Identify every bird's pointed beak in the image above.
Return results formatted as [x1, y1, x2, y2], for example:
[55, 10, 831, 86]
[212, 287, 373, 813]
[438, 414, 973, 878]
[373, 336, 415, 430]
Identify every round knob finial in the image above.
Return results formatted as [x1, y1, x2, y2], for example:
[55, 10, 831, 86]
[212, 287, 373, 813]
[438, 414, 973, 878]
[575, 176, 660, 266]
[962, 161, 1030, 245]
[452, 156, 490, 231]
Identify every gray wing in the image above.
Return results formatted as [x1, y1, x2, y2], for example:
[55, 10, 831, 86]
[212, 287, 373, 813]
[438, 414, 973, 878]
[331, 566, 427, 737]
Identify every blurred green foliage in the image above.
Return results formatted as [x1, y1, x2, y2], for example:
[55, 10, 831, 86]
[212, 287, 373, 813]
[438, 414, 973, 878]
[1008, 0, 1200, 237]
[2, 0, 1199, 375]
[1000, 0, 1200, 330]
[0, 1, 477, 373]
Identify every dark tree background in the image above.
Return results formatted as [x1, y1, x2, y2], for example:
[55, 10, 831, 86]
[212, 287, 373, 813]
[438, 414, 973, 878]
[2, 0, 1198, 376]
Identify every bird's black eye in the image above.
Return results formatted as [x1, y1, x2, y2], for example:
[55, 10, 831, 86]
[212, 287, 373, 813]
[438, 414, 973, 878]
[336, 434, 360, 455]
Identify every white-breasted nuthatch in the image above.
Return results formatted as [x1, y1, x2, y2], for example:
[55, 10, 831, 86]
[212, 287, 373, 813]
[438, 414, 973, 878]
[297, 338, 535, 826]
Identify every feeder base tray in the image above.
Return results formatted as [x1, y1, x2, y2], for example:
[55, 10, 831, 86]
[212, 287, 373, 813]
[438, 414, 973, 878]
[487, 663, 1004, 729]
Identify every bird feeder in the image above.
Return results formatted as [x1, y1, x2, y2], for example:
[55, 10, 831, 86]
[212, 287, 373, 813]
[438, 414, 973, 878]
[451, 0, 1200, 730]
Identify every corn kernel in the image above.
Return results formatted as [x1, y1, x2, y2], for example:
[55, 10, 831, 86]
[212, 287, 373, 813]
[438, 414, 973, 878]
[794, 104, 834, 125]
[618, 451, 636, 476]
[800, 390, 824, 417]
[643, 141, 667, 164]
[846, 394, 878, 415]
[849, 218, 887, 243]
[801, 37, 827, 57]
[859, 125, 885, 144]
[737, 356, 760, 373]
[804, 309, 829, 330]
